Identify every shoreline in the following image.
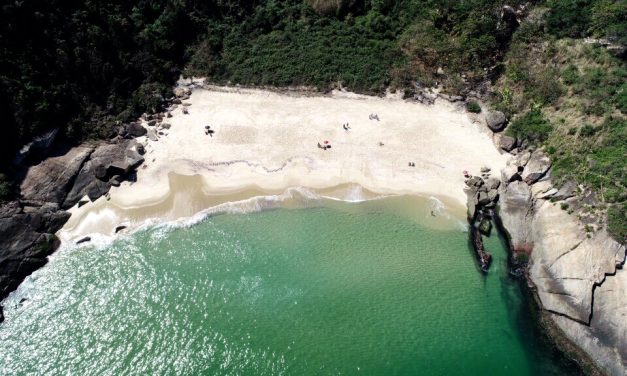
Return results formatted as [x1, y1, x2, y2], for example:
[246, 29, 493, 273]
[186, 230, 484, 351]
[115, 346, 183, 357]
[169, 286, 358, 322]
[58, 175, 468, 247]
[57, 83, 507, 245]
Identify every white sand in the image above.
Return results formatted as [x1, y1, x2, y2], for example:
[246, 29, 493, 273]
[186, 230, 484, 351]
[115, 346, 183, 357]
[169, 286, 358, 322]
[58, 84, 508, 243]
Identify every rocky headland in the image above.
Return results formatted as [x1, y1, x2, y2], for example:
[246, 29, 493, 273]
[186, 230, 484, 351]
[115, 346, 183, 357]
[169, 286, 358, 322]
[0, 132, 146, 321]
[469, 110, 626, 376]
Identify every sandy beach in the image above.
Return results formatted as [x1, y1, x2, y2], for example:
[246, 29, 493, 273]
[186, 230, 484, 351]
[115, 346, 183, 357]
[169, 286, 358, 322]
[58, 84, 508, 243]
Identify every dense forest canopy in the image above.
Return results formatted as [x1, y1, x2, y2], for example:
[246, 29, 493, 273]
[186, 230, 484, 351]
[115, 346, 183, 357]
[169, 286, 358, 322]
[0, 0, 625, 239]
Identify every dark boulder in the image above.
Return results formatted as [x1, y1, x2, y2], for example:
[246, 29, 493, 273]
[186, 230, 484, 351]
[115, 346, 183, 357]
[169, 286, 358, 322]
[485, 111, 507, 132]
[76, 236, 91, 245]
[136, 144, 146, 155]
[126, 123, 147, 137]
[93, 164, 108, 180]
[0, 202, 70, 302]
[499, 135, 517, 152]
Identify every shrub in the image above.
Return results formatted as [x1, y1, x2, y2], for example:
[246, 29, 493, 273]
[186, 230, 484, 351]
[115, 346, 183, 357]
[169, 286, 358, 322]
[607, 203, 627, 242]
[561, 65, 579, 85]
[580, 124, 598, 137]
[0, 174, 14, 202]
[545, 0, 593, 38]
[506, 108, 553, 143]
[466, 101, 481, 113]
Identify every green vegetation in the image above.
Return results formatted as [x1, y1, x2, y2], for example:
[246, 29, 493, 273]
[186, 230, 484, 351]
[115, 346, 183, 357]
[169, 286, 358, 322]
[608, 203, 627, 241]
[495, 2, 626, 242]
[0, 174, 13, 202]
[466, 101, 482, 113]
[506, 108, 553, 143]
[0, 0, 624, 242]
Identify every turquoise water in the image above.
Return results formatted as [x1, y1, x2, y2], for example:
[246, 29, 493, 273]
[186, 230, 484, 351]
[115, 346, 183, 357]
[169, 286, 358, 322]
[0, 196, 578, 375]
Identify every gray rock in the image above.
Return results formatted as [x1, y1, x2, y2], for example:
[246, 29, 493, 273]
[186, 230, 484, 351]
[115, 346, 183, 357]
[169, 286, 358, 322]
[126, 123, 147, 137]
[465, 176, 484, 188]
[498, 180, 534, 253]
[63, 141, 144, 208]
[174, 87, 191, 98]
[522, 151, 551, 184]
[497, 175, 627, 375]
[20, 145, 94, 205]
[553, 180, 578, 201]
[487, 189, 499, 202]
[161, 123, 171, 130]
[485, 111, 507, 132]
[537, 188, 558, 199]
[486, 178, 501, 190]
[147, 128, 158, 141]
[499, 135, 517, 152]
[147, 119, 157, 127]
[477, 191, 491, 205]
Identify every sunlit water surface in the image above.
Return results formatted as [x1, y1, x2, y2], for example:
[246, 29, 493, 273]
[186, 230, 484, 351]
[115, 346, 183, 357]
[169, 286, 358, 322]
[0, 196, 579, 375]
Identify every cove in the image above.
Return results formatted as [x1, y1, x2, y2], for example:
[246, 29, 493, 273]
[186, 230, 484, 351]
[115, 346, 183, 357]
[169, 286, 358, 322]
[0, 196, 580, 375]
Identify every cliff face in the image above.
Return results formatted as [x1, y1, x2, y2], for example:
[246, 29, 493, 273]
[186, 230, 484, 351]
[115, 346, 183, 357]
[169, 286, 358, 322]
[498, 151, 627, 375]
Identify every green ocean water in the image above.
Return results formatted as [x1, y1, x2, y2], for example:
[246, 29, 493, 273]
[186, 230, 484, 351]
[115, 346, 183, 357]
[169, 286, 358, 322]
[0, 196, 579, 375]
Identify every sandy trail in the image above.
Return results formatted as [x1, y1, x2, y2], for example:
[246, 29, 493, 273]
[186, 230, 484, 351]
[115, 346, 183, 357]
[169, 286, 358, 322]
[58, 84, 508, 243]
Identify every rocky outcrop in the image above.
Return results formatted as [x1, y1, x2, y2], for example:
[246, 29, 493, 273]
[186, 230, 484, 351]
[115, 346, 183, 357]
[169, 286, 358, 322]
[464, 172, 502, 272]
[63, 140, 144, 208]
[20, 145, 94, 204]
[1, 138, 145, 320]
[495, 150, 627, 375]
[0, 201, 70, 308]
